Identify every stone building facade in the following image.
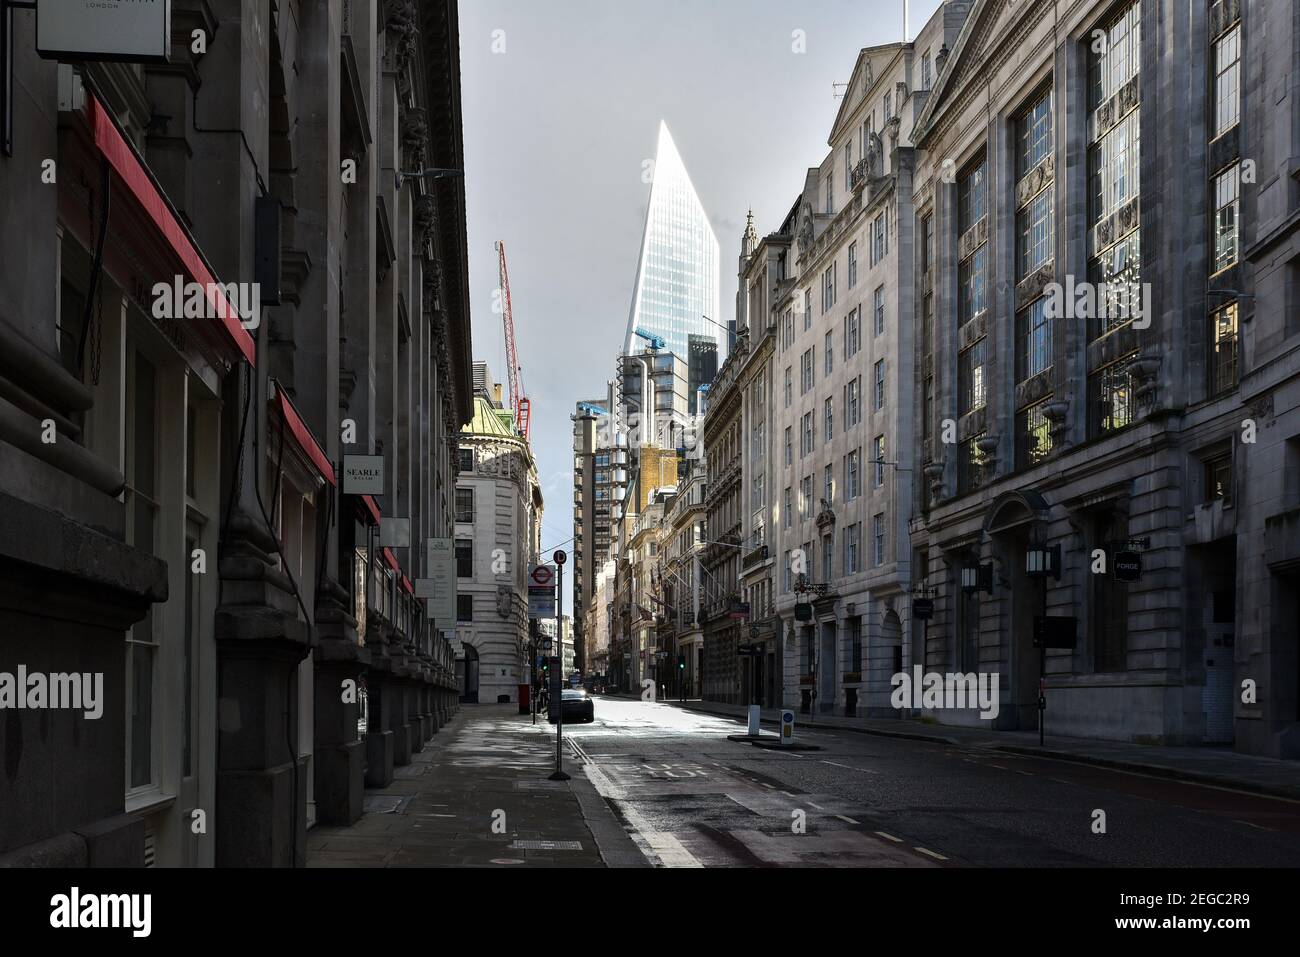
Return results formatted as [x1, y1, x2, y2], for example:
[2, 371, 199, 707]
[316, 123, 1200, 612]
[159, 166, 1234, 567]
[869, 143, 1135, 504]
[454, 365, 542, 705]
[908, 0, 1297, 756]
[770, 10, 961, 717]
[0, 0, 471, 867]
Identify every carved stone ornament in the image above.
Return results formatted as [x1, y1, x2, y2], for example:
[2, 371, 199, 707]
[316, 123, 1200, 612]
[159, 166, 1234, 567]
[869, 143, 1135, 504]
[796, 204, 814, 255]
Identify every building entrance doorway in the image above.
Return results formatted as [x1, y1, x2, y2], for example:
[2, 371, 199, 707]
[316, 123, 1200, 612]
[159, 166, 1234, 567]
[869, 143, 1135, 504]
[461, 645, 480, 703]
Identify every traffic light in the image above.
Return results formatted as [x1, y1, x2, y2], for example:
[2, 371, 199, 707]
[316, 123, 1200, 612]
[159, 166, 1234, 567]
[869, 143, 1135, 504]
[678, 653, 685, 670]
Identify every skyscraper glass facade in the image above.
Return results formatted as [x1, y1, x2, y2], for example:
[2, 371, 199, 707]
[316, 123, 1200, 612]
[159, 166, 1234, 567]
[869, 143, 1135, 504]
[624, 121, 721, 368]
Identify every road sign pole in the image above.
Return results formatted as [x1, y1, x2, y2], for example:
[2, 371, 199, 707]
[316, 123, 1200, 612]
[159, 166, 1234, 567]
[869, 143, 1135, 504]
[549, 553, 569, 781]
[530, 617, 538, 726]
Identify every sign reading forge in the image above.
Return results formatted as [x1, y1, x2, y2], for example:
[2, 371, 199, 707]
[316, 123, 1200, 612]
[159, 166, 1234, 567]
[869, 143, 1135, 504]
[37, 0, 171, 62]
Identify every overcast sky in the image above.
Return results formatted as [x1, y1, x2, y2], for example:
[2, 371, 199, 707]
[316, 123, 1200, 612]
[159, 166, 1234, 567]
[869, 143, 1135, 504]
[459, 0, 943, 617]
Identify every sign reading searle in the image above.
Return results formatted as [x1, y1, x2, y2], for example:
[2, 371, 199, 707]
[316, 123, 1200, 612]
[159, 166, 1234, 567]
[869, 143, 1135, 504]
[37, 0, 172, 62]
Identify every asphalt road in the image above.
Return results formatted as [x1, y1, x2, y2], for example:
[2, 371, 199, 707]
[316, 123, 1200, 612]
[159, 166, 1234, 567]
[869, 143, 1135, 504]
[529, 695, 1300, 868]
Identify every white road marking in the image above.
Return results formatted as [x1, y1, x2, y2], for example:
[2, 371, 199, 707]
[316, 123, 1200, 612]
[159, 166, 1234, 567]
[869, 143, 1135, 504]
[807, 802, 824, 810]
[762, 783, 775, 789]
[835, 814, 859, 825]
[915, 847, 948, 861]
[821, 760, 877, 774]
[576, 746, 703, 869]
[875, 831, 903, 843]
[781, 791, 797, 798]
[1233, 820, 1275, 832]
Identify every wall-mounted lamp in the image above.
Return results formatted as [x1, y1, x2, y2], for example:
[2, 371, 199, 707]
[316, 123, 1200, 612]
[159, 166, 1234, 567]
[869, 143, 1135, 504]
[1025, 543, 1061, 581]
[960, 562, 993, 595]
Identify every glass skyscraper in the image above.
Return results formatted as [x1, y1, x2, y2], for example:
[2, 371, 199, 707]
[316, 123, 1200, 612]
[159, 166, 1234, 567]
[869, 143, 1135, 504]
[624, 121, 721, 376]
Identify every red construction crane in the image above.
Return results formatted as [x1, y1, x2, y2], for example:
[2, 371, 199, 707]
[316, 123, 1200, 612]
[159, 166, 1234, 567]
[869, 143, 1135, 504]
[495, 240, 530, 438]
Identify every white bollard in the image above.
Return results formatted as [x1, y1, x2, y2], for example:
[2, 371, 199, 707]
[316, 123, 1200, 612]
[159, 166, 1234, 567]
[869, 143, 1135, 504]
[748, 704, 761, 736]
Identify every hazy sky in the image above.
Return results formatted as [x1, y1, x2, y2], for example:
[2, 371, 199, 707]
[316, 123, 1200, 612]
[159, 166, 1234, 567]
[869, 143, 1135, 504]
[459, 0, 943, 616]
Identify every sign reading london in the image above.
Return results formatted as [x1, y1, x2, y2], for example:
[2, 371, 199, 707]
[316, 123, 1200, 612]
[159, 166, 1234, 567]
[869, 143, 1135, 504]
[342, 454, 385, 495]
[37, 0, 172, 62]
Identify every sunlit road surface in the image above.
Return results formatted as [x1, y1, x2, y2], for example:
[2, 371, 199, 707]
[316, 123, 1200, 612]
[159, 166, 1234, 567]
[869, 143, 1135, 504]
[520, 695, 1300, 868]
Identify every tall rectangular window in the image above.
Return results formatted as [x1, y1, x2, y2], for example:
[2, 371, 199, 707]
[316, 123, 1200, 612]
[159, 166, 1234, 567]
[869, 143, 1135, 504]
[845, 523, 859, 574]
[457, 594, 473, 622]
[920, 213, 933, 274]
[455, 487, 475, 523]
[1016, 399, 1054, 470]
[825, 174, 834, 215]
[873, 360, 885, 411]
[957, 156, 986, 234]
[801, 412, 814, 457]
[1017, 189, 1054, 276]
[873, 285, 885, 336]
[824, 331, 834, 375]
[871, 213, 885, 264]
[873, 513, 886, 566]
[456, 538, 473, 578]
[921, 51, 932, 90]
[1091, 358, 1136, 434]
[1212, 24, 1241, 137]
[846, 450, 860, 500]
[1210, 303, 1239, 394]
[845, 307, 861, 357]
[1212, 165, 1239, 274]
[1087, 1, 1142, 438]
[922, 376, 934, 444]
[784, 426, 792, 465]
[784, 366, 792, 407]
[873, 434, 886, 487]
[958, 339, 986, 414]
[958, 246, 987, 326]
[957, 435, 988, 495]
[1017, 88, 1053, 177]
[822, 265, 836, 312]
[784, 488, 793, 528]
[1015, 297, 1053, 382]
[848, 242, 858, 288]
[822, 534, 834, 581]
[824, 396, 834, 441]
[844, 143, 853, 191]
[847, 377, 861, 427]
[804, 289, 812, 330]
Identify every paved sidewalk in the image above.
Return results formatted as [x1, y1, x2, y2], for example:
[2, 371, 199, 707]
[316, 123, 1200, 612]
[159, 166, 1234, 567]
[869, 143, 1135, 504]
[307, 704, 646, 867]
[649, 697, 1300, 801]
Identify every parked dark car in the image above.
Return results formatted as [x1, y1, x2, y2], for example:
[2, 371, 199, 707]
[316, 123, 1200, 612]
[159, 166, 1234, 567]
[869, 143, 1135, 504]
[549, 688, 595, 723]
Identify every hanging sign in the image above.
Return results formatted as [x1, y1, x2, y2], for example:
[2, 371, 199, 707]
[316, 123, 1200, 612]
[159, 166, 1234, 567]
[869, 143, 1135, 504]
[342, 454, 385, 495]
[37, 0, 172, 62]
[1113, 550, 1142, 582]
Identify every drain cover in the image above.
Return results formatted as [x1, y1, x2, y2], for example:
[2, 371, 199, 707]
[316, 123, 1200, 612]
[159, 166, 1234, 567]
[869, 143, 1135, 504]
[509, 840, 583, 851]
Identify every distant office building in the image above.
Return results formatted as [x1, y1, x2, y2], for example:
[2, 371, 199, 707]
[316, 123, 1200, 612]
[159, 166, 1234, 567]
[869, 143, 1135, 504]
[572, 396, 621, 673]
[688, 334, 718, 414]
[623, 121, 721, 366]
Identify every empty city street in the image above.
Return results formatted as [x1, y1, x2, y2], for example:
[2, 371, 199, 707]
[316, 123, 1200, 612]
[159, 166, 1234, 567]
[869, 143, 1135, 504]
[542, 697, 1300, 868]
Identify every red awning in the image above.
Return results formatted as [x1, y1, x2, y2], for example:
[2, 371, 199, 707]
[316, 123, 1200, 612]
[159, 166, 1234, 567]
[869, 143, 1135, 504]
[358, 494, 382, 525]
[88, 95, 256, 367]
[383, 547, 400, 572]
[402, 576, 414, 595]
[271, 382, 335, 487]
